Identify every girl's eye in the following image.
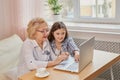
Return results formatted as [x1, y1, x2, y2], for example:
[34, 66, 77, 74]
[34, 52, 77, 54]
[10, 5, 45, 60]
[62, 32, 65, 35]
[56, 33, 60, 35]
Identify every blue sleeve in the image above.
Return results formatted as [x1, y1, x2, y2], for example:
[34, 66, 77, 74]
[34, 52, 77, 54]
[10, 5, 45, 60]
[67, 37, 80, 52]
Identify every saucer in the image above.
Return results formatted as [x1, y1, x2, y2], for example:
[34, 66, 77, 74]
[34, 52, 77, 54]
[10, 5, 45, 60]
[35, 71, 50, 78]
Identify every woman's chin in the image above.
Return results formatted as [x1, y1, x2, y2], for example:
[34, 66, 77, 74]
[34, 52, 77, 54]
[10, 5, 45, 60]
[43, 38, 47, 41]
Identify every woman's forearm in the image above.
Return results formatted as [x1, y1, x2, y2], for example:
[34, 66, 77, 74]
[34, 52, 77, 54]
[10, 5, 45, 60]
[47, 60, 59, 67]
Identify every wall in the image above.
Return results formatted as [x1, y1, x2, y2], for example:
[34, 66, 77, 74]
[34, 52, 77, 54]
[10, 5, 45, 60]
[69, 30, 120, 42]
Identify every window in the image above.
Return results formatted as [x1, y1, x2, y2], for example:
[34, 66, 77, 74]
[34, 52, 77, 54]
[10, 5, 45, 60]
[60, 0, 120, 24]
[80, 0, 114, 18]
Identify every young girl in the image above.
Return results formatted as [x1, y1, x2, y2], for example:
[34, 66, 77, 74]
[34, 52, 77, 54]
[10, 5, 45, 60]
[48, 21, 80, 62]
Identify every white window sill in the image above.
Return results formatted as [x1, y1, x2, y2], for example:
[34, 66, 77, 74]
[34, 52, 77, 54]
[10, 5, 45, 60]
[48, 21, 120, 35]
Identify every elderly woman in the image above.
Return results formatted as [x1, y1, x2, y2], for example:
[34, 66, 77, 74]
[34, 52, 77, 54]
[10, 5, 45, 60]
[17, 18, 68, 77]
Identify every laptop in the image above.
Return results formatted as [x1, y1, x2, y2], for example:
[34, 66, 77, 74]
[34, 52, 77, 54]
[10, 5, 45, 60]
[54, 37, 95, 73]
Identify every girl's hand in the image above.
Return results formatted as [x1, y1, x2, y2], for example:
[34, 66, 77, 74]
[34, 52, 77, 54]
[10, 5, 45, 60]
[74, 51, 80, 62]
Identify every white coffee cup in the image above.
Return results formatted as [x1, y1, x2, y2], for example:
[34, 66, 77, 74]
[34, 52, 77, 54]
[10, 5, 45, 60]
[36, 68, 47, 75]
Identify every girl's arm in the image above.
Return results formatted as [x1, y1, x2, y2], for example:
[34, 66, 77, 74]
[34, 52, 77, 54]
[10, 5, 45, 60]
[67, 37, 80, 62]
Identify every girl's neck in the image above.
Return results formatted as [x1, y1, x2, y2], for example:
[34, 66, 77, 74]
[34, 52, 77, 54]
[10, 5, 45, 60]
[55, 41, 61, 50]
[55, 41, 61, 45]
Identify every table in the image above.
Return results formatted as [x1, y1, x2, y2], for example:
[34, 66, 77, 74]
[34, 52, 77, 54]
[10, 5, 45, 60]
[19, 50, 120, 80]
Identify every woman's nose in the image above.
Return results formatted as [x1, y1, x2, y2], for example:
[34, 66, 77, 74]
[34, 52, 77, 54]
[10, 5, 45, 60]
[43, 32, 49, 36]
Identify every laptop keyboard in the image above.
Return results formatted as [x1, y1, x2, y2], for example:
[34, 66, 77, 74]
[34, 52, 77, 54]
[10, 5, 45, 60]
[54, 56, 79, 72]
[67, 62, 78, 71]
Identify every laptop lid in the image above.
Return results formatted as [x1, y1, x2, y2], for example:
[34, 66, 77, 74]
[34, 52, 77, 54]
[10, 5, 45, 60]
[78, 37, 95, 72]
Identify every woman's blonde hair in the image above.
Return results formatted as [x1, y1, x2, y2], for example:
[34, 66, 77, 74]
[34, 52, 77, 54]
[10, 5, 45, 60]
[27, 18, 48, 39]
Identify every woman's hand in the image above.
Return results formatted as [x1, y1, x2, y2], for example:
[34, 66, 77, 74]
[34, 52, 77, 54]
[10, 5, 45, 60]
[47, 52, 69, 67]
[74, 51, 80, 62]
[60, 52, 69, 60]
[54, 52, 69, 64]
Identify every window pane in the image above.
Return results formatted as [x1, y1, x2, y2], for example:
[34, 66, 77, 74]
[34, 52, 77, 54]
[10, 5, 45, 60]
[80, 0, 115, 18]
[61, 0, 74, 18]
[80, 0, 95, 17]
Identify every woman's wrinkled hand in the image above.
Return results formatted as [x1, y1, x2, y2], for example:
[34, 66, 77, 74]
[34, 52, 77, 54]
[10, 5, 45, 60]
[55, 52, 69, 64]
[60, 52, 69, 60]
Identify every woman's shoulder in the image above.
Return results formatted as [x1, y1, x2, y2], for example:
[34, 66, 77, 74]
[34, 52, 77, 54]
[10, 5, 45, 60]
[44, 39, 51, 45]
[23, 38, 32, 44]
[23, 38, 35, 47]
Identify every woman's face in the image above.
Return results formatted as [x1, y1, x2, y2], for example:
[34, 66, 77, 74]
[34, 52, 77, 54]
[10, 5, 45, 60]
[53, 28, 66, 43]
[35, 23, 49, 42]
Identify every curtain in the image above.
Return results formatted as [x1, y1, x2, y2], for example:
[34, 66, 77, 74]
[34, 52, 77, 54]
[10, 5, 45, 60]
[0, 0, 46, 40]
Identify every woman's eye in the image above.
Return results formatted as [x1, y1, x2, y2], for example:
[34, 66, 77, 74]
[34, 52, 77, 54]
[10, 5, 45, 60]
[40, 31, 44, 33]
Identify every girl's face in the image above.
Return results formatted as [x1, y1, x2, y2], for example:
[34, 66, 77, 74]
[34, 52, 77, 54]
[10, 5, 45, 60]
[53, 28, 66, 43]
[35, 23, 49, 42]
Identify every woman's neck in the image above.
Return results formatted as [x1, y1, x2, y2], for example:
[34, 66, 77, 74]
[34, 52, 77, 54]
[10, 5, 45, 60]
[36, 39, 43, 49]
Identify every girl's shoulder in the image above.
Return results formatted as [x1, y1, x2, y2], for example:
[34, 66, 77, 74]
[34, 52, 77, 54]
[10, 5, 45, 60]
[62, 37, 74, 46]
[64, 37, 74, 42]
